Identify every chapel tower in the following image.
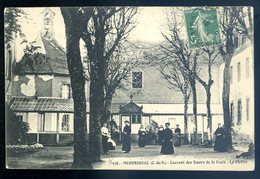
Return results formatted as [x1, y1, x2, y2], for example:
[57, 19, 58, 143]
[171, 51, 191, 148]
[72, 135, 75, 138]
[41, 8, 56, 38]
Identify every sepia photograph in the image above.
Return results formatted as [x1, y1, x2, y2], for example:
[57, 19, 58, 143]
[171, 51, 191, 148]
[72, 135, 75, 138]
[4, 6, 254, 170]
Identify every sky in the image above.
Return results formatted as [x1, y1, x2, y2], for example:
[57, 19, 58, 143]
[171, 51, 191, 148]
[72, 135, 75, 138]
[15, 7, 169, 60]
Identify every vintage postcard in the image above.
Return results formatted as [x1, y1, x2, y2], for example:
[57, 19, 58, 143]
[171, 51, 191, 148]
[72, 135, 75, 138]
[4, 6, 254, 170]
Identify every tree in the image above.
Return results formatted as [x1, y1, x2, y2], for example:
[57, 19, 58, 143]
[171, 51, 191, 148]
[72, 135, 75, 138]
[4, 8, 26, 44]
[193, 47, 220, 143]
[218, 7, 253, 151]
[6, 103, 30, 145]
[160, 9, 201, 144]
[60, 8, 92, 169]
[4, 8, 28, 102]
[79, 7, 137, 161]
[103, 48, 140, 125]
[232, 7, 253, 42]
[159, 58, 191, 138]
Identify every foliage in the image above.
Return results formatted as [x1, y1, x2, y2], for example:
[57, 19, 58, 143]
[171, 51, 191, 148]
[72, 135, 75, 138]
[217, 7, 253, 150]
[6, 103, 30, 145]
[158, 8, 200, 143]
[7, 143, 44, 156]
[4, 8, 26, 44]
[61, 7, 138, 162]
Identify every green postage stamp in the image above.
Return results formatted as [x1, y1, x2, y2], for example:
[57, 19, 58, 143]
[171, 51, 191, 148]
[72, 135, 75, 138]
[185, 8, 221, 48]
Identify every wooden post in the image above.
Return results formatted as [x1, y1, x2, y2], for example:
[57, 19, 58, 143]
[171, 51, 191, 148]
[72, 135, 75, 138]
[56, 113, 60, 145]
[37, 113, 39, 143]
[201, 115, 204, 145]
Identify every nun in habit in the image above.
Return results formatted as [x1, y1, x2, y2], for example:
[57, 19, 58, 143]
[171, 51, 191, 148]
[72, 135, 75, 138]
[122, 121, 131, 153]
[138, 125, 147, 147]
[214, 123, 227, 152]
[160, 122, 175, 154]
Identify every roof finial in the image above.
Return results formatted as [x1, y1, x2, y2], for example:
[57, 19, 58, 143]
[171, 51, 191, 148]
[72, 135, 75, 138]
[130, 94, 133, 102]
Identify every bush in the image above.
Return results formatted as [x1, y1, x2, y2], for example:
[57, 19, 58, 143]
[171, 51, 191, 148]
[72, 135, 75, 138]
[232, 125, 251, 147]
[6, 143, 44, 156]
[6, 102, 30, 145]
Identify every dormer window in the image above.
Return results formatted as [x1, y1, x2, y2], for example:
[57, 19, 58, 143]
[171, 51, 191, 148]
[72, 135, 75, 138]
[62, 83, 72, 99]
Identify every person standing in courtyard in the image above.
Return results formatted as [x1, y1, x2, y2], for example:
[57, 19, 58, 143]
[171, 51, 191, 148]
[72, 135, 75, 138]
[101, 123, 109, 154]
[138, 125, 146, 147]
[158, 125, 164, 145]
[174, 124, 181, 147]
[214, 123, 227, 152]
[122, 121, 131, 153]
[160, 122, 174, 154]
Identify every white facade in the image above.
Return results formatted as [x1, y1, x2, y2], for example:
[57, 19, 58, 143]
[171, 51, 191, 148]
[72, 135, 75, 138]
[219, 37, 254, 138]
[231, 42, 254, 138]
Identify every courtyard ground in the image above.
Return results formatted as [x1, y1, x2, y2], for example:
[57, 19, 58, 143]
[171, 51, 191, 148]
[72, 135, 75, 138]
[6, 144, 254, 170]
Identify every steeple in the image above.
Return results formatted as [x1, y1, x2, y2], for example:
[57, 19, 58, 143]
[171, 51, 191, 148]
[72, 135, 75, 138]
[41, 8, 55, 38]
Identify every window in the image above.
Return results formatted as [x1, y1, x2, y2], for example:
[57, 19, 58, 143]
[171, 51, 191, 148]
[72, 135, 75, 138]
[237, 62, 241, 82]
[38, 113, 45, 132]
[230, 66, 233, 84]
[17, 115, 23, 122]
[246, 98, 250, 121]
[246, 58, 249, 79]
[132, 72, 142, 88]
[237, 99, 242, 125]
[38, 113, 53, 132]
[230, 102, 234, 124]
[131, 115, 141, 124]
[241, 34, 247, 45]
[62, 114, 70, 132]
[62, 84, 71, 99]
[234, 36, 239, 49]
[6, 93, 12, 104]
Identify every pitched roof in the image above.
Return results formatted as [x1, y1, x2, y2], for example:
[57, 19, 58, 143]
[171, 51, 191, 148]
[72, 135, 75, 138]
[15, 34, 69, 75]
[10, 97, 74, 112]
[119, 101, 143, 114]
[111, 103, 223, 115]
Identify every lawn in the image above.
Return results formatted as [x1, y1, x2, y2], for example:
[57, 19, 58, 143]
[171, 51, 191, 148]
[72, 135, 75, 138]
[6, 144, 253, 170]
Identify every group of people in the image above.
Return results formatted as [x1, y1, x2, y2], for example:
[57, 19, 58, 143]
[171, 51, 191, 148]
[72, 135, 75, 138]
[123, 121, 180, 154]
[101, 121, 181, 154]
[101, 121, 132, 154]
[102, 121, 252, 156]
[101, 123, 116, 154]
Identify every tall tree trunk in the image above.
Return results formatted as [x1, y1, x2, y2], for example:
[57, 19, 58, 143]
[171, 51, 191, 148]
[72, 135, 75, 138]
[221, 23, 235, 151]
[222, 59, 233, 151]
[206, 60, 213, 143]
[103, 93, 113, 125]
[89, 22, 106, 162]
[183, 94, 188, 134]
[89, 61, 104, 162]
[190, 57, 198, 145]
[61, 8, 92, 169]
[190, 79, 198, 145]
[183, 92, 189, 144]
[206, 87, 212, 142]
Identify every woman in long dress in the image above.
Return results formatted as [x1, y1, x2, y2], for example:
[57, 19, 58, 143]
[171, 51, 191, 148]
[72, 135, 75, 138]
[160, 122, 174, 154]
[158, 125, 164, 145]
[138, 125, 146, 147]
[122, 121, 131, 153]
[101, 123, 109, 154]
[214, 123, 227, 152]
